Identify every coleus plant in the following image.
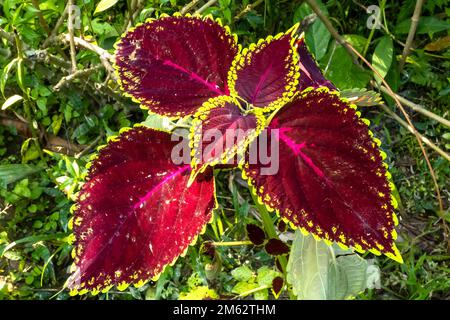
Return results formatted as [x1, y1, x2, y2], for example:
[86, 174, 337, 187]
[66, 14, 402, 295]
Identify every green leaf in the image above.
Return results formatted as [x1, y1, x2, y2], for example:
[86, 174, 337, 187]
[293, 0, 330, 60]
[94, 0, 119, 15]
[306, 20, 331, 61]
[141, 113, 176, 132]
[1, 94, 23, 110]
[0, 58, 18, 97]
[231, 281, 259, 295]
[231, 265, 254, 282]
[0, 164, 42, 187]
[372, 36, 393, 84]
[396, 17, 450, 36]
[256, 266, 280, 287]
[179, 286, 218, 300]
[340, 88, 383, 106]
[287, 231, 374, 300]
[321, 35, 371, 89]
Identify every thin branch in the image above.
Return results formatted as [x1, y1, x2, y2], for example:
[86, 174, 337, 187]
[380, 104, 450, 162]
[380, 86, 450, 128]
[75, 133, 104, 158]
[31, 0, 52, 36]
[42, 3, 69, 48]
[399, 0, 424, 71]
[53, 65, 103, 91]
[234, 0, 264, 21]
[67, 0, 77, 73]
[180, 0, 201, 15]
[195, 0, 218, 14]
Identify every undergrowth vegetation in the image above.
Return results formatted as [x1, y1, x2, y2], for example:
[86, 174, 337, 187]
[0, 0, 449, 300]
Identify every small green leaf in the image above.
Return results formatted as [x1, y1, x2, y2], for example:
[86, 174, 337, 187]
[231, 265, 254, 282]
[372, 36, 393, 84]
[1, 94, 23, 110]
[94, 0, 119, 15]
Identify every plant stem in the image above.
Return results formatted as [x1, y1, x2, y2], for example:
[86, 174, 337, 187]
[210, 241, 253, 246]
[380, 104, 450, 162]
[250, 192, 288, 274]
[379, 86, 450, 128]
[195, 0, 218, 14]
[399, 0, 424, 71]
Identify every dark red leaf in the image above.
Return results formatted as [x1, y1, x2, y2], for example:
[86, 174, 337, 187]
[115, 15, 239, 117]
[277, 220, 287, 233]
[189, 96, 265, 183]
[246, 223, 266, 245]
[296, 37, 336, 91]
[228, 27, 300, 110]
[68, 127, 217, 294]
[242, 88, 402, 262]
[265, 238, 290, 256]
[271, 276, 284, 298]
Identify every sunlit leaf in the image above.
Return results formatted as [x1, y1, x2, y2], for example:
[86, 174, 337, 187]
[68, 127, 217, 293]
[189, 95, 265, 183]
[228, 27, 300, 110]
[94, 0, 119, 15]
[115, 16, 239, 117]
[372, 36, 393, 84]
[243, 88, 402, 262]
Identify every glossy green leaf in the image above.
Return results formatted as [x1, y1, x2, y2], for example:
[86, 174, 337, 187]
[372, 36, 393, 84]
[321, 35, 371, 89]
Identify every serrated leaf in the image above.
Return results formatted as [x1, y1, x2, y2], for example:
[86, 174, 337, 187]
[68, 127, 217, 293]
[189, 96, 265, 183]
[228, 29, 299, 110]
[94, 0, 119, 15]
[115, 16, 238, 117]
[243, 88, 402, 261]
[340, 88, 383, 106]
[1, 94, 23, 110]
[372, 36, 393, 84]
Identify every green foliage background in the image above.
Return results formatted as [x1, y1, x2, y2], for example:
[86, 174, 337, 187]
[0, 0, 449, 300]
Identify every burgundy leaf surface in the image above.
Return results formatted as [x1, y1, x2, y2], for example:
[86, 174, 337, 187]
[271, 276, 284, 298]
[264, 238, 290, 256]
[115, 15, 239, 117]
[228, 28, 300, 110]
[246, 224, 266, 245]
[242, 88, 402, 262]
[296, 38, 336, 91]
[189, 96, 265, 183]
[68, 127, 217, 294]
